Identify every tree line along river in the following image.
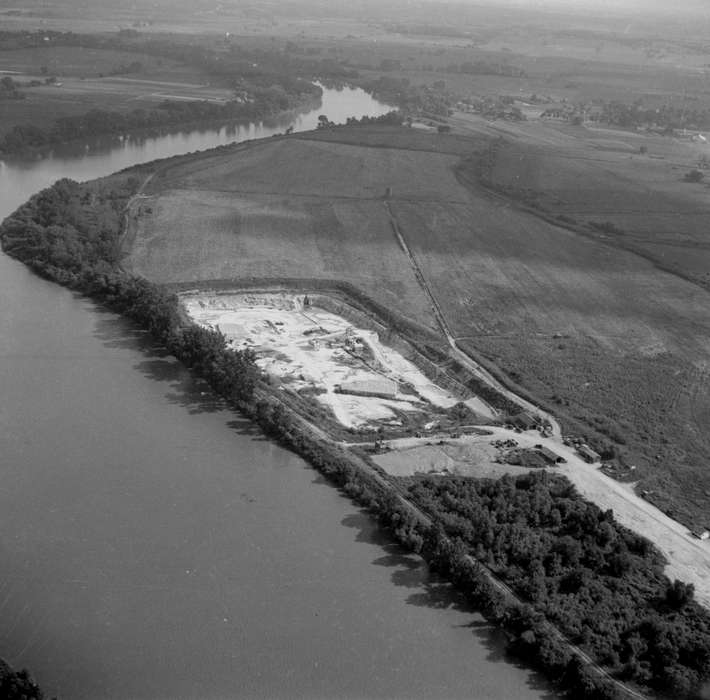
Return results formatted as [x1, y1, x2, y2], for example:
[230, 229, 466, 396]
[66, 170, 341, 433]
[0, 85, 554, 699]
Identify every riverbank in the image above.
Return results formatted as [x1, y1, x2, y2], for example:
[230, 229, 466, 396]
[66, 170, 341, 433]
[6, 168, 710, 699]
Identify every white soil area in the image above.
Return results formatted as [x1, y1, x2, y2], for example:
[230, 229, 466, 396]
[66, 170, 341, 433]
[374, 435, 532, 479]
[378, 427, 710, 609]
[180, 292, 467, 428]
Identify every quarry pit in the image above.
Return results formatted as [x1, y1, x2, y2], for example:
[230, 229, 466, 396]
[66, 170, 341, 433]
[180, 291, 494, 430]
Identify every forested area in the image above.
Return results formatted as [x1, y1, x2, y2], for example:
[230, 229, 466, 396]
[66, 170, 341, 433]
[0, 660, 45, 700]
[406, 474, 710, 698]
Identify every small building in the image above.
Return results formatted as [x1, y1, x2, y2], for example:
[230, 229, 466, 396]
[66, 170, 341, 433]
[335, 378, 399, 400]
[512, 412, 537, 430]
[691, 530, 710, 541]
[577, 444, 600, 463]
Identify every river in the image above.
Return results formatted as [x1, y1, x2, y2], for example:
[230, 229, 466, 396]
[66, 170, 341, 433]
[0, 86, 552, 699]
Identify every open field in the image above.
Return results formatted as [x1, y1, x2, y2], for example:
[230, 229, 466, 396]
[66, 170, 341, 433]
[127, 125, 710, 530]
[127, 134, 484, 332]
[181, 291, 494, 428]
[483, 131, 710, 290]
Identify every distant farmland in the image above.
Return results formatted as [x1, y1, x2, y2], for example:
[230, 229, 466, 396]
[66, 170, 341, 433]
[127, 125, 710, 528]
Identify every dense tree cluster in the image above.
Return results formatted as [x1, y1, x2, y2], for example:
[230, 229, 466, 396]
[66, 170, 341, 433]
[406, 473, 710, 697]
[594, 100, 710, 130]
[344, 111, 404, 126]
[0, 76, 24, 100]
[358, 76, 453, 116]
[316, 111, 403, 129]
[0, 660, 44, 700]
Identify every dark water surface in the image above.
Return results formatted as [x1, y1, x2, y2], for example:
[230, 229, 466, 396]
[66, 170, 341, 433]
[0, 87, 554, 699]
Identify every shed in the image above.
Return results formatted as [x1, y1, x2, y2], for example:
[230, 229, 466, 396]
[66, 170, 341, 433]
[512, 412, 537, 430]
[535, 446, 565, 465]
[336, 378, 399, 400]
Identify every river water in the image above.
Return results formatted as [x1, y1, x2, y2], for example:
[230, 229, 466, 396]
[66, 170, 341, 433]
[0, 86, 552, 699]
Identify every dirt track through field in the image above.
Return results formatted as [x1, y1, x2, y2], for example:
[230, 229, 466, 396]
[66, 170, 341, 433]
[383, 200, 561, 436]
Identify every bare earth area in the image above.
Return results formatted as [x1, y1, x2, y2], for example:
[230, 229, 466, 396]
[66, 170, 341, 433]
[181, 291, 494, 428]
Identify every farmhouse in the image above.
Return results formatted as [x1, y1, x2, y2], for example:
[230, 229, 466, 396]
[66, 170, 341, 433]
[577, 444, 600, 463]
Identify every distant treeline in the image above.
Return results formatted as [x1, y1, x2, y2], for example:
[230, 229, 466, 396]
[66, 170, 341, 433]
[0, 84, 319, 155]
[436, 61, 527, 78]
[357, 76, 452, 116]
[0, 30, 358, 85]
[383, 23, 474, 39]
[595, 100, 710, 131]
[318, 111, 403, 128]
[3, 172, 710, 699]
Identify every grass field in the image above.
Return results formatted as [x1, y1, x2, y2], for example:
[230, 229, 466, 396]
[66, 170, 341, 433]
[126, 124, 710, 529]
[128, 133, 486, 332]
[475, 125, 710, 291]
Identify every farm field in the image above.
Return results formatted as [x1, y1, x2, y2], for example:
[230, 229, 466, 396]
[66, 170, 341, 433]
[128, 134, 483, 331]
[391, 187, 710, 526]
[127, 124, 710, 529]
[0, 46, 227, 132]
